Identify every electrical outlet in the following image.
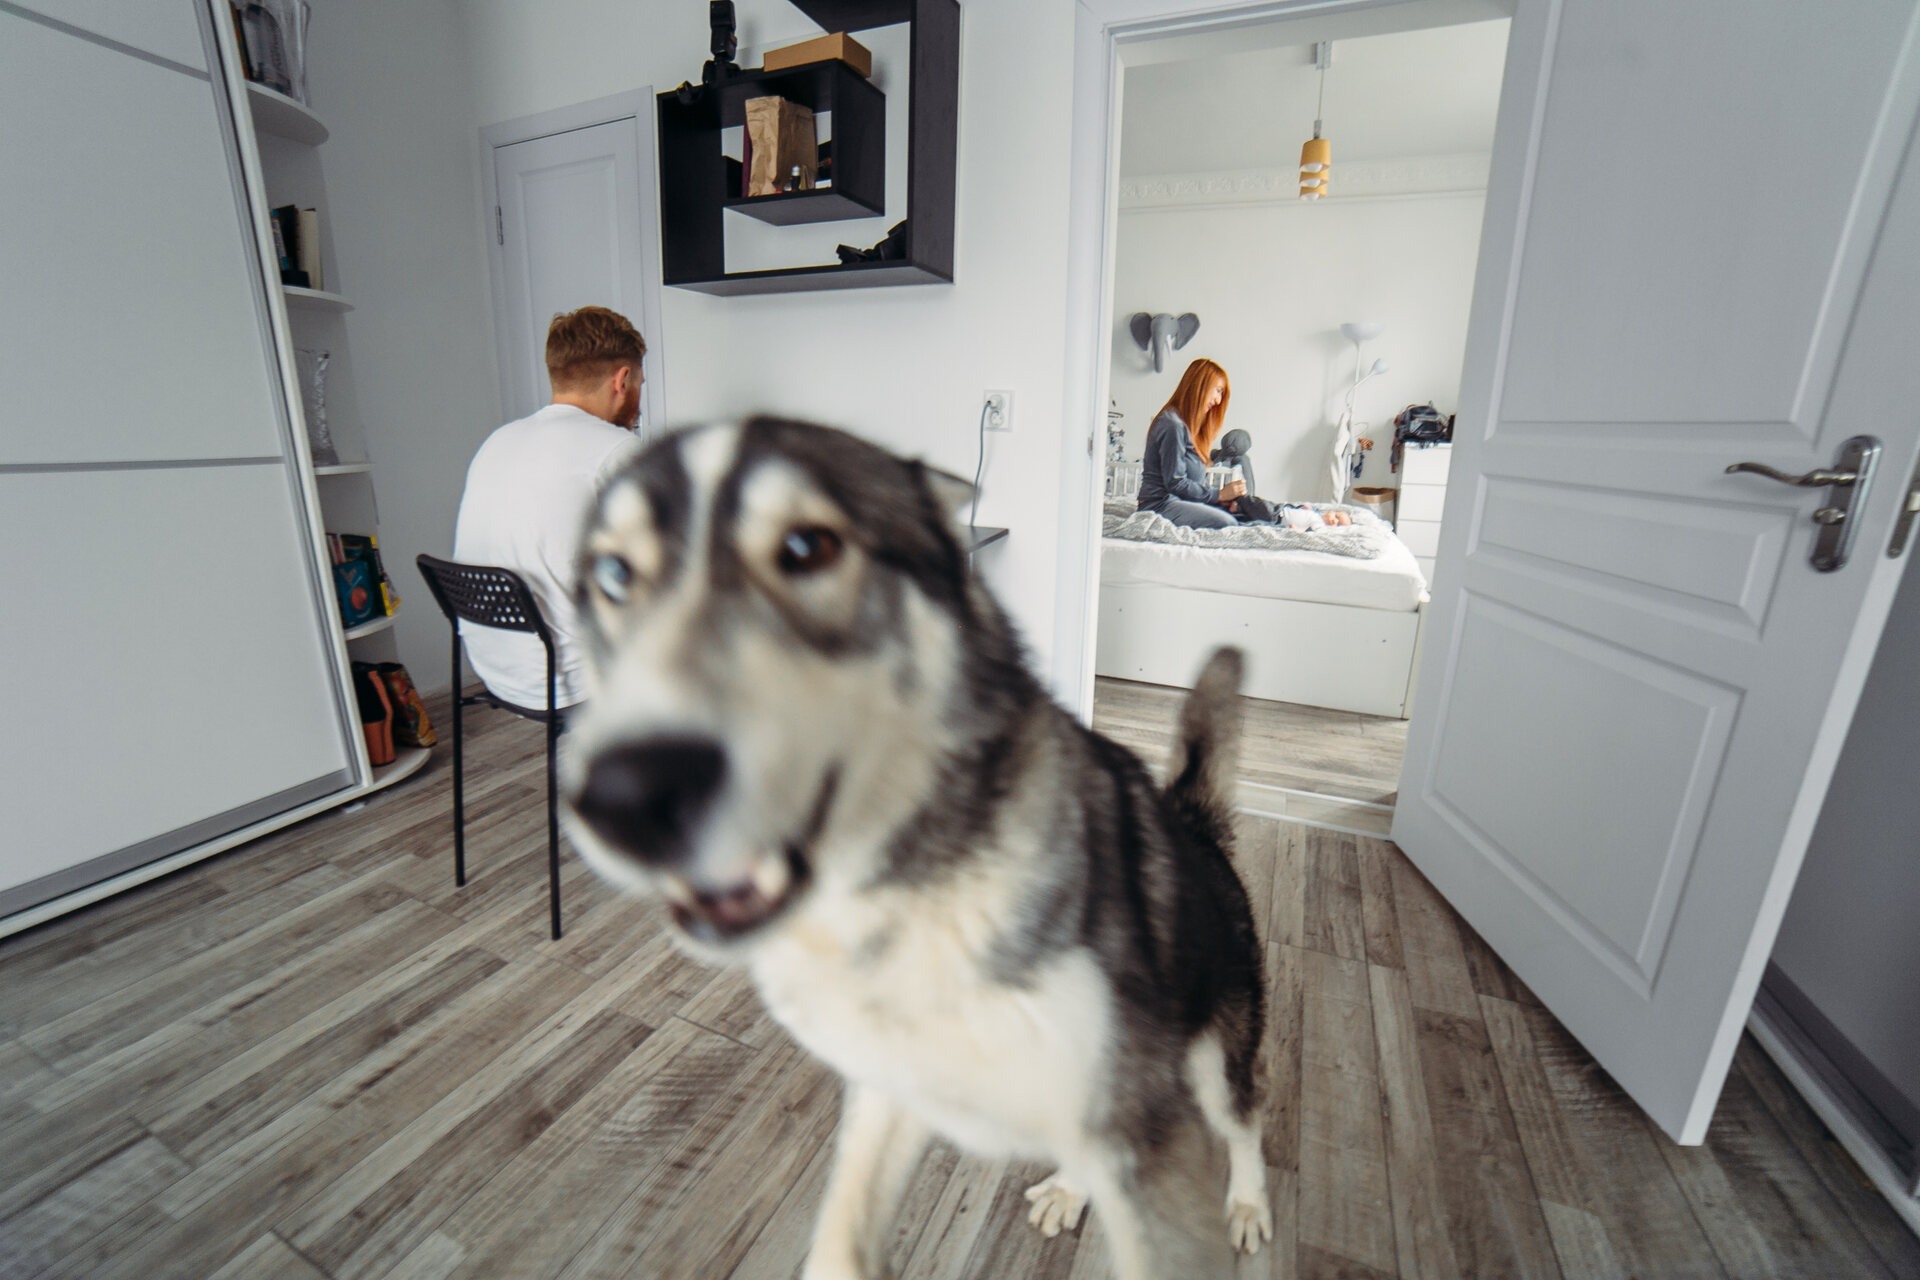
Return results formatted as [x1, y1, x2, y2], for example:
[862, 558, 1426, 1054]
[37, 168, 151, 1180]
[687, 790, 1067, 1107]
[983, 390, 1014, 432]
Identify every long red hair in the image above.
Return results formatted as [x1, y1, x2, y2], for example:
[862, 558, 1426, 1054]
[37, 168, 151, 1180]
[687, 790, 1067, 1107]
[1160, 358, 1231, 465]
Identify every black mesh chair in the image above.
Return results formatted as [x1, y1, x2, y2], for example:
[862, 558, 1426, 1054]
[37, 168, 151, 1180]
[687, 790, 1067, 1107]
[415, 553, 566, 940]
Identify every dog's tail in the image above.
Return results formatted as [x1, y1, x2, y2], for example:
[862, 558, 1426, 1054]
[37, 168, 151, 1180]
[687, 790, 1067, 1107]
[1164, 647, 1244, 836]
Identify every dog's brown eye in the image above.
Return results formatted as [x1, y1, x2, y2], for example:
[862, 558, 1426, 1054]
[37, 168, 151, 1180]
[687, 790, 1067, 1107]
[778, 527, 843, 576]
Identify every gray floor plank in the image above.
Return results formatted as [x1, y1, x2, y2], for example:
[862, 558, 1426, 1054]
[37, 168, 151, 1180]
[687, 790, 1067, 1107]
[1094, 676, 1408, 804]
[1733, 1039, 1920, 1279]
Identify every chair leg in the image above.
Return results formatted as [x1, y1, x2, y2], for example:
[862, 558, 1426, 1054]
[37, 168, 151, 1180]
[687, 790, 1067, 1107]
[452, 629, 466, 888]
[547, 717, 562, 940]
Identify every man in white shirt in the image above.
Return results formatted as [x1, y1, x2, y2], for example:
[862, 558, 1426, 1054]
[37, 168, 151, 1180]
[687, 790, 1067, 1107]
[453, 306, 647, 710]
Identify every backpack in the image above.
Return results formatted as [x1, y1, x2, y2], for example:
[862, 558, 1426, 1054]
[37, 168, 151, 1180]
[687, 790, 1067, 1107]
[1392, 403, 1453, 468]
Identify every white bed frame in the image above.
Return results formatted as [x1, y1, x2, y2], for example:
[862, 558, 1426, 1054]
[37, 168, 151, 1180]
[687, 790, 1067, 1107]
[1097, 465, 1429, 719]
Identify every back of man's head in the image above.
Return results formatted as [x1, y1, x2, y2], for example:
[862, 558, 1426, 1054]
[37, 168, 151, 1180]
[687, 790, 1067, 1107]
[546, 306, 646, 393]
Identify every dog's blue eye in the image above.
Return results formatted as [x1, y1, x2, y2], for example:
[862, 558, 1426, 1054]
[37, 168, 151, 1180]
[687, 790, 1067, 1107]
[592, 552, 632, 601]
[778, 527, 843, 575]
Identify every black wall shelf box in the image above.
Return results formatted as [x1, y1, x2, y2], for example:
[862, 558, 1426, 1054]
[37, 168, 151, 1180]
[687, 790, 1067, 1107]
[788, 0, 914, 27]
[719, 59, 885, 225]
[658, 0, 958, 296]
[673, 260, 948, 297]
[724, 189, 885, 226]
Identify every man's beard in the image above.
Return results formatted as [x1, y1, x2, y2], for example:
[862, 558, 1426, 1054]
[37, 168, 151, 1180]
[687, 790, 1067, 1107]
[616, 382, 642, 428]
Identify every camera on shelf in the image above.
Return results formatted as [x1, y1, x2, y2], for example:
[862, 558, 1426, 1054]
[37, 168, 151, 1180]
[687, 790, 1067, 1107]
[709, 1, 737, 67]
[675, 1, 740, 104]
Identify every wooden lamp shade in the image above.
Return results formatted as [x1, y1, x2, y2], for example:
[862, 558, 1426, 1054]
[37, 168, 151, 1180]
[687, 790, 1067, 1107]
[1299, 136, 1331, 200]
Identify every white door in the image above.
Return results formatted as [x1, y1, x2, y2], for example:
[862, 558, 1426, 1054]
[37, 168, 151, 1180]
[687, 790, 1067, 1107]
[489, 117, 665, 431]
[1394, 0, 1920, 1144]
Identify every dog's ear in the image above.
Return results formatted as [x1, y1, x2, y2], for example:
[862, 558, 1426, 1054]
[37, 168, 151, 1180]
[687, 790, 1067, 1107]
[920, 465, 977, 520]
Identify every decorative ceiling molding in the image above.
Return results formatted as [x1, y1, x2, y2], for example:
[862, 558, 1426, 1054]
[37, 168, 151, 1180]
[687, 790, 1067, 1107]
[1119, 153, 1491, 209]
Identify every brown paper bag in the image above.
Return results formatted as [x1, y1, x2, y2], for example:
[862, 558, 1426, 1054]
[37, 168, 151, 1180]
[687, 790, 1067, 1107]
[745, 96, 816, 197]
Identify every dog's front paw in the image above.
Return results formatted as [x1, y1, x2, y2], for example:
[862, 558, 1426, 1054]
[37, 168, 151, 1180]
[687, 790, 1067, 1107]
[1226, 1195, 1273, 1254]
[800, 1259, 865, 1280]
[1023, 1172, 1088, 1238]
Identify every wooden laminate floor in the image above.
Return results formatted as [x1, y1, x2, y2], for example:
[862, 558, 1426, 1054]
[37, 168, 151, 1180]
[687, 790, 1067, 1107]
[3, 708, 1917, 1280]
[1094, 677, 1410, 806]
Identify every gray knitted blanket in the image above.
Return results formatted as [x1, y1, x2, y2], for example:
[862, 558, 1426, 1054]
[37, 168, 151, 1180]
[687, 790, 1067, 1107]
[1102, 499, 1389, 560]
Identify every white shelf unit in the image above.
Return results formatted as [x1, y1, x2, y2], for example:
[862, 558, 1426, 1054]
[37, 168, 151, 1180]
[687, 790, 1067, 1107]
[245, 82, 328, 145]
[371, 744, 433, 790]
[283, 285, 352, 312]
[342, 614, 395, 641]
[252, 84, 425, 801]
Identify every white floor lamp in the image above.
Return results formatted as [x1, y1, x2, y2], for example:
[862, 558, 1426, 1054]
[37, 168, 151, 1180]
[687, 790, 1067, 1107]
[1332, 321, 1389, 502]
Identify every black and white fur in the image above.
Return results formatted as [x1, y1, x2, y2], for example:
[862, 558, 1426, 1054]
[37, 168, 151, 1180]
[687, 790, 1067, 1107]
[561, 418, 1270, 1278]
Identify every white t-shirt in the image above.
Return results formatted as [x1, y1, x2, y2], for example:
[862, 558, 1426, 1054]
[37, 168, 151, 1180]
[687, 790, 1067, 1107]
[452, 403, 642, 710]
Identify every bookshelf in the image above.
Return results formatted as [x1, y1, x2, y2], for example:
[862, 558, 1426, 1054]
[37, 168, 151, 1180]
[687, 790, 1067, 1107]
[342, 615, 396, 641]
[372, 745, 433, 790]
[283, 285, 353, 312]
[246, 80, 424, 799]
[246, 82, 328, 145]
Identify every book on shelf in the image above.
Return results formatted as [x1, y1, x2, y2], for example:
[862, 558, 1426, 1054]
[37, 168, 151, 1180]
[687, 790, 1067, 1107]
[296, 207, 322, 290]
[333, 557, 378, 629]
[338, 533, 400, 616]
[270, 204, 309, 288]
[228, 4, 255, 80]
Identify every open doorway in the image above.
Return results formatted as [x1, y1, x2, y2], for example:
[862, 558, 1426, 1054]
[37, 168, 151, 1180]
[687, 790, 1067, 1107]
[1088, 14, 1509, 834]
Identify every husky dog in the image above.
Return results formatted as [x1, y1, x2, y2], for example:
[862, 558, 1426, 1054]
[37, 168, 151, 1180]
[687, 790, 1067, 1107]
[561, 418, 1269, 1279]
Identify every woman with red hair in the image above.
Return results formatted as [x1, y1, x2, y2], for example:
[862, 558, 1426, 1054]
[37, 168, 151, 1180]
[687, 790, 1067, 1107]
[1137, 357, 1246, 528]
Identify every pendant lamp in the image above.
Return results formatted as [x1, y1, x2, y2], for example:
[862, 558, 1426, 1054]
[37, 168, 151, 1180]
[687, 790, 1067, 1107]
[1299, 42, 1332, 200]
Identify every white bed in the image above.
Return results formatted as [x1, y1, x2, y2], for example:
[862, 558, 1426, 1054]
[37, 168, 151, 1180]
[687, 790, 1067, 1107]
[1100, 533, 1427, 612]
[1096, 464, 1430, 718]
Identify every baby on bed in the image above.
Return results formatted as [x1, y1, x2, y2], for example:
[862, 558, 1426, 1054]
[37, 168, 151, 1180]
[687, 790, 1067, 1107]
[1273, 503, 1353, 531]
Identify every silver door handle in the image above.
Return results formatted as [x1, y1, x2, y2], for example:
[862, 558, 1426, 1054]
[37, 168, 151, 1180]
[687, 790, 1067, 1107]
[1723, 462, 1858, 487]
[1725, 436, 1881, 572]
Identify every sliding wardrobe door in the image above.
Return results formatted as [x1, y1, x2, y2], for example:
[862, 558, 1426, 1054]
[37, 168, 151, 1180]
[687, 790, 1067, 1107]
[0, 2, 290, 466]
[0, 467, 354, 907]
[0, 1, 355, 915]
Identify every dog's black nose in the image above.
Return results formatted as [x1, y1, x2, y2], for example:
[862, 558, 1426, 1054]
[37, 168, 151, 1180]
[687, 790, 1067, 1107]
[574, 737, 727, 862]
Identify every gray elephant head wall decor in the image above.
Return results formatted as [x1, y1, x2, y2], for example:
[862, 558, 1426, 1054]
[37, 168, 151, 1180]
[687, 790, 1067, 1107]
[1128, 311, 1200, 373]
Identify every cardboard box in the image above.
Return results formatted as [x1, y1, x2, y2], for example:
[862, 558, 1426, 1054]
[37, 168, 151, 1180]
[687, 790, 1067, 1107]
[763, 32, 872, 78]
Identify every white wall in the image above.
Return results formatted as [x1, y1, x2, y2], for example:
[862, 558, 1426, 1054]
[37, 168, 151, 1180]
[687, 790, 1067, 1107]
[1110, 191, 1485, 500]
[303, 0, 505, 687]
[458, 0, 1078, 675]
[1769, 550, 1920, 1127]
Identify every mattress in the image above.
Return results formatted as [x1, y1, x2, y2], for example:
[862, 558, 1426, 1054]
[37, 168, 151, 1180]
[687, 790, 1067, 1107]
[1099, 530, 1429, 612]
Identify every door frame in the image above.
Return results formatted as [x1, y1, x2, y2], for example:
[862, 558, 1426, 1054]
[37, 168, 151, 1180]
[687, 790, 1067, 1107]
[480, 88, 669, 434]
[1050, 0, 1536, 719]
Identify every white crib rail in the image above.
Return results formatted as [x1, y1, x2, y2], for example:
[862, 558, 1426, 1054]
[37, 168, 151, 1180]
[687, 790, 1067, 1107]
[1104, 461, 1237, 502]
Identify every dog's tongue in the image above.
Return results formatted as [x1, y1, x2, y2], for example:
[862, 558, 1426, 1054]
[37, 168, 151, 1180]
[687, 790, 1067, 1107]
[697, 879, 774, 929]
[677, 852, 795, 935]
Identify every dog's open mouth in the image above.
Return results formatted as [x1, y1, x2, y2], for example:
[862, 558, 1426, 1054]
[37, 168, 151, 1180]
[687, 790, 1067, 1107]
[660, 766, 838, 944]
[663, 844, 811, 942]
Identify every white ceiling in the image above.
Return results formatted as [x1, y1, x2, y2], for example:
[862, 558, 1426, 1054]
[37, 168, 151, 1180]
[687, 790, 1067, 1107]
[1120, 18, 1510, 177]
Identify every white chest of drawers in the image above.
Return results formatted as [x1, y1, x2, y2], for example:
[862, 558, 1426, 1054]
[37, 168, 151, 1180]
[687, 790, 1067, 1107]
[1396, 442, 1451, 588]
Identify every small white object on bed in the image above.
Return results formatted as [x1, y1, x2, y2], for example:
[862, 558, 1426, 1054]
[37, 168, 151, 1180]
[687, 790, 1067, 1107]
[1096, 469, 1430, 719]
